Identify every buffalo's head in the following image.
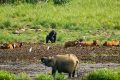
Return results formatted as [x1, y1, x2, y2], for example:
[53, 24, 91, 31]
[41, 57, 55, 67]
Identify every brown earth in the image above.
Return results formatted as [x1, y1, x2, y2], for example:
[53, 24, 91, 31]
[0, 43, 120, 63]
[0, 43, 120, 79]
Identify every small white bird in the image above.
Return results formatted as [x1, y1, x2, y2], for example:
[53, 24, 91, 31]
[29, 47, 32, 52]
[13, 43, 16, 48]
[47, 46, 51, 50]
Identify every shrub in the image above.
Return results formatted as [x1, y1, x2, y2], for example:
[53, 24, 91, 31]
[23, 0, 39, 4]
[82, 68, 120, 80]
[53, 0, 71, 4]
[50, 23, 57, 29]
[64, 23, 76, 30]
[17, 72, 31, 80]
[114, 26, 120, 30]
[36, 74, 54, 80]
[118, 71, 120, 79]
[0, 0, 41, 4]
[54, 73, 68, 80]
[57, 35, 63, 42]
[2, 20, 11, 29]
[35, 73, 68, 80]
[0, 23, 4, 29]
[0, 70, 16, 80]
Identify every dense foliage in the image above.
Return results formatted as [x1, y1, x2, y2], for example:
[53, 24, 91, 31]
[82, 68, 120, 80]
[0, 70, 16, 80]
[0, 69, 120, 80]
[53, 0, 71, 4]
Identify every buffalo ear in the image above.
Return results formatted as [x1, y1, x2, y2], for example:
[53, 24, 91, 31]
[48, 56, 55, 66]
[41, 57, 45, 62]
[48, 56, 54, 59]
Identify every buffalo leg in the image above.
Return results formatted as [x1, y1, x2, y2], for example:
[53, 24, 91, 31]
[52, 69, 56, 76]
[72, 70, 75, 77]
[58, 71, 62, 74]
[69, 73, 72, 78]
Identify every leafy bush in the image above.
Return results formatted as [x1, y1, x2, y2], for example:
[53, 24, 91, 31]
[0, 23, 4, 29]
[64, 23, 80, 30]
[118, 71, 120, 79]
[82, 68, 120, 80]
[17, 72, 31, 80]
[114, 26, 120, 30]
[57, 35, 63, 42]
[54, 73, 68, 80]
[36, 74, 54, 80]
[0, 70, 16, 80]
[35, 73, 68, 80]
[53, 0, 71, 4]
[0, 0, 46, 4]
[2, 20, 11, 29]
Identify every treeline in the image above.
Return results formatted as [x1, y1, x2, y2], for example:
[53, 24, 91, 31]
[0, 0, 70, 4]
[0, 0, 47, 4]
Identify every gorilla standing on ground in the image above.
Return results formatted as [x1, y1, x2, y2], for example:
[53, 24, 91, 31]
[46, 30, 57, 43]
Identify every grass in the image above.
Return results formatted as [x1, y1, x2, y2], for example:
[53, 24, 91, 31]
[0, 69, 120, 80]
[17, 72, 31, 80]
[0, 70, 16, 80]
[0, 0, 119, 43]
[36, 73, 68, 80]
[0, 70, 68, 80]
[36, 74, 54, 80]
[82, 68, 120, 80]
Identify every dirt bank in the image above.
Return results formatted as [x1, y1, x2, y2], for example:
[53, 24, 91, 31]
[0, 43, 120, 63]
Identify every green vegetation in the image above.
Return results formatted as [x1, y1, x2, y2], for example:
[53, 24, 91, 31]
[0, 70, 68, 80]
[0, 0, 45, 4]
[53, 0, 71, 4]
[0, 69, 120, 80]
[17, 72, 31, 80]
[36, 74, 54, 80]
[82, 68, 120, 80]
[34, 73, 68, 80]
[0, 70, 16, 80]
[0, 0, 119, 43]
[54, 72, 68, 80]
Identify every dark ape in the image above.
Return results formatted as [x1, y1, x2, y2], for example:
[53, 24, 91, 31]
[46, 30, 57, 43]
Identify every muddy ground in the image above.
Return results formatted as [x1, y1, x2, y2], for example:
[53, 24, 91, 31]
[0, 43, 120, 79]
